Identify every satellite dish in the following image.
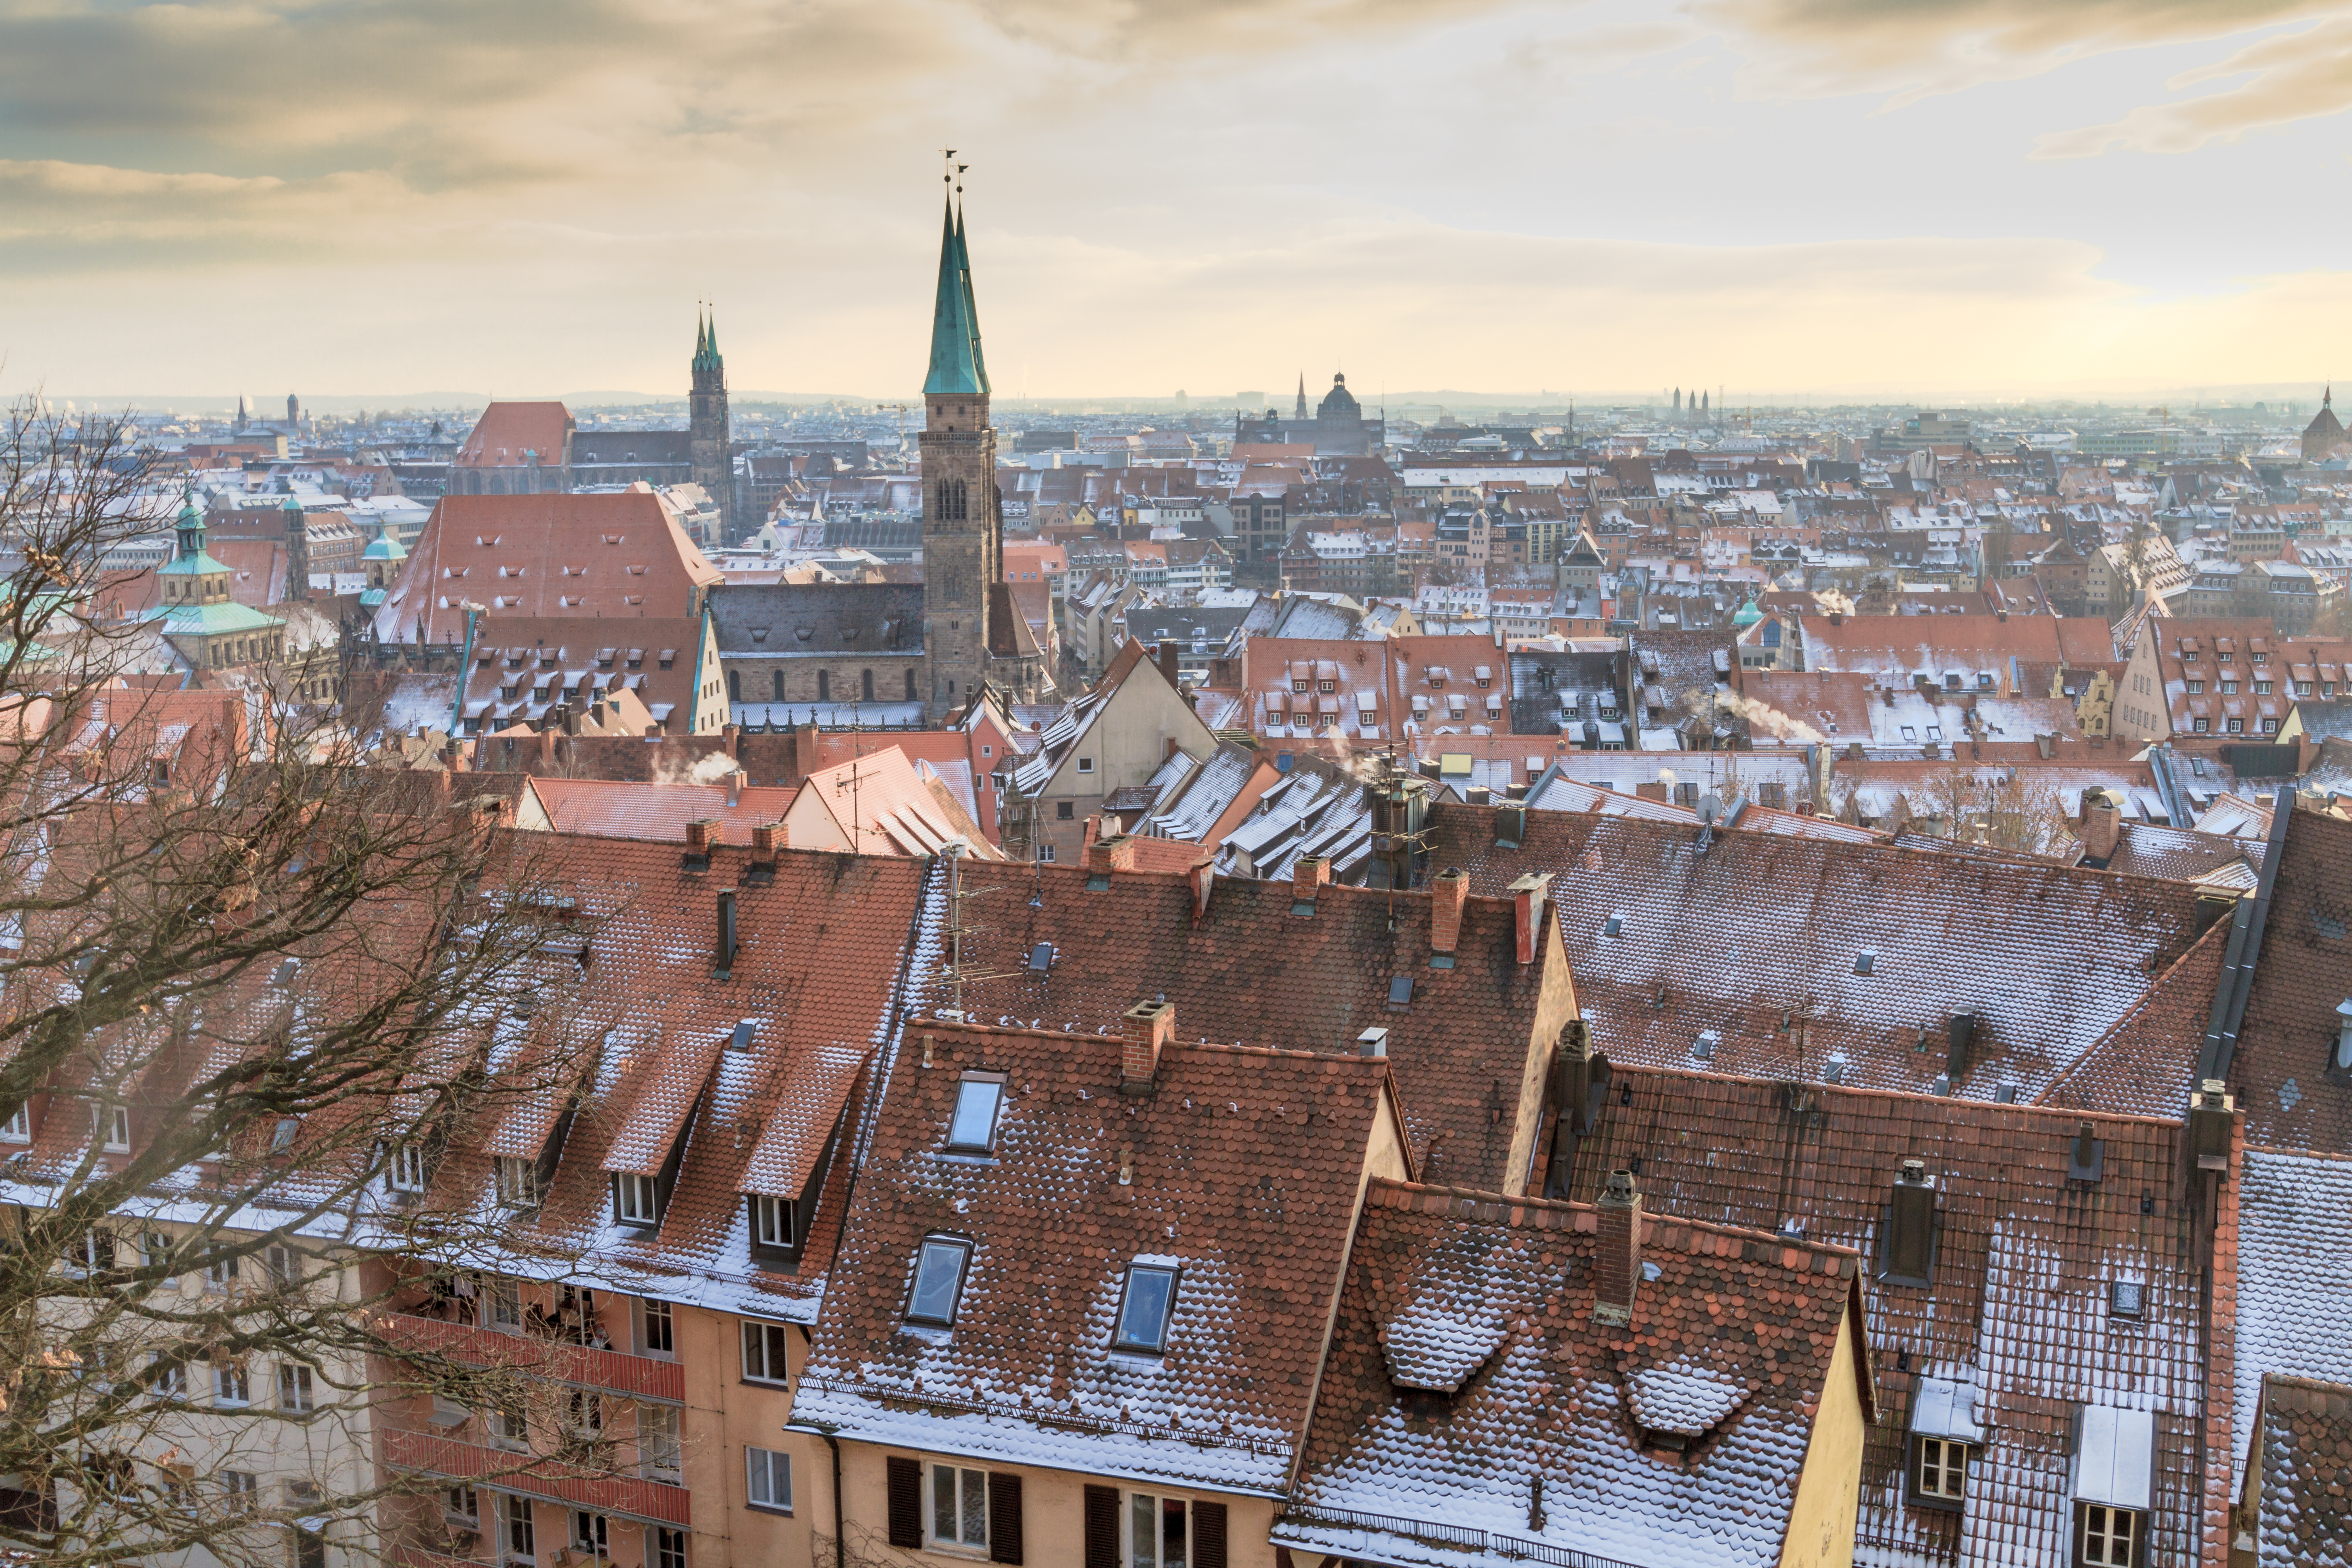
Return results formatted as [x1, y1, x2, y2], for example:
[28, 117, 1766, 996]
[1697, 793, 1723, 825]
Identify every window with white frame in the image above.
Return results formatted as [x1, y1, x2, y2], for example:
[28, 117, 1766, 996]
[266, 1244, 297, 1286]
[741, 1320, 788, 1385]
[2079, 1505, 2139, 1566]
[1, 1104, 28, 1141]
[97, 1104, 129, 1153]
[639, 1297, 674, 1356]
[204, 1245, 237, 1291]
[614, 1172, 659, 1225]
[388, 1142, 426, 1193]
[148, 1352, 186, 1397]
[1916, 1437, 1966, 1500]
[495, 1156, 539, 1208]
[751, 1194, 794, 1249]
[744, 1447, 792, 1513]
[277, 1363, 314, 1412]
[930, 1464, 989, 1551]
[219, 1471, 257, 1514]
[1128, 1491, 1191, 1568]
[445, 1485, 478, 1525]
[653, 1527, 687, 1568]
[496, 1493, 534, 1564]
[641, 1403, 681, 1482]
[489, 1276, 522, 1331]
[570, 1510, 608, 1558]
[213, 1361, 250, 1406]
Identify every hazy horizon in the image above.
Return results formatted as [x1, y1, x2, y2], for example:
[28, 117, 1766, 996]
[8, 0, 2352, 402]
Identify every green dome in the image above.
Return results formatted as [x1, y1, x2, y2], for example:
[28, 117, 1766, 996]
[1732, 597, 1764, 628]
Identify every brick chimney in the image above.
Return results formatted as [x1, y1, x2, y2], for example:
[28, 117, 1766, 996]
[1090, 832, 1137, 874]
[686, 819, 717, 853]
[1121, 998, 1176, 1089]
[536, 727, 555, 772]
[1156, 639, 1183, 688]
[1507, 872, 1553, 964]
[752, 821, 787, 857]
[1430, 867, 1468, 955]
[1294, 855, 1330, 897]
[2080, 787, 2121, 865]
[1592, 1169, 1643, 1326]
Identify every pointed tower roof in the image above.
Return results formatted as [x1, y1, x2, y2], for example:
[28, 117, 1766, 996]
[692, 307, 724, 376]
[158, 483, 229, 578]
[1295, 374, 1308, 418]
[924, 197, 990, 397]
[361, 510, 409, 563]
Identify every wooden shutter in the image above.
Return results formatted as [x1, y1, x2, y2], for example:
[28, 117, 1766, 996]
[988, 1473, 1023, 1564]
[1193, 1500, 1228, 1568]
[1083, 1484, 1120, 1568]
[885, 1456, 922, 1549]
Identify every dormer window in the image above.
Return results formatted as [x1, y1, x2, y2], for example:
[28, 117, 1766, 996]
[947, 1077, 1004, 1153]
[388, 1142, 426, 1193]
[907, 1236, 971, 1326]
[1916, 1437, 1968, 1502]
[614, 1172, 660, 1226]
[1113, 1263, 1178, 1354]
[751, 1195, 794, 1249]
[494, 1156, 539, 1209]
[97, 1104, 130, 1153]
[1, 1105, 28, 1142]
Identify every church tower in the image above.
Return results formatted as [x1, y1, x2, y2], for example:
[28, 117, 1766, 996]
[689, 308, 735, 541]
[917, 187, 1052, 723]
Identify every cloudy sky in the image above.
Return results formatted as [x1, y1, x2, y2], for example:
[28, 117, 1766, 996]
[3, 0, 2349, 405]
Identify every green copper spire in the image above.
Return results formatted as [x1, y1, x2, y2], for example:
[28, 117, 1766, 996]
[692, 308, 723, 376]
[158, 480, 228, 577]
[923, 196, 989, 397]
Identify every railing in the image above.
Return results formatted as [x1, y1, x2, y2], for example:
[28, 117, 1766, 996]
[1273, 1505, 1653, 1568]
[381, 1430, 691, 1529]
[377, 1313, 684, 1403]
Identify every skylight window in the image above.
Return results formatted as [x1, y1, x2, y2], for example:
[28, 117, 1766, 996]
[1026, 942, 1055, 975]
[1602, 914, 1624, 938]
[1855, 947, 1877, 975]
[907, 1237, 971, 1326]
[947, 1078, 1004, 1153]
[1388, 975, 1414, 1007]
[2109, 1278, 2143, 1319]
[1113, 1264, 1178, 1354]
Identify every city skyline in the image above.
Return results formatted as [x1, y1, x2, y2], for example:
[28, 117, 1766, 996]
[5, 0, 2352, 401]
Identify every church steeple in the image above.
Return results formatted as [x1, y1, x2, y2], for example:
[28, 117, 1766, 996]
[1295, 374, 1308, 419]
[924, 196, 989, 396]
[691, 305, 725, 383]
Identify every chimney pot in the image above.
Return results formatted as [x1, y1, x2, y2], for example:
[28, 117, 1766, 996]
[1507, 871, 1553, 964]
[1090, 831, 1138, 874]
[1357, 1026, 1389, 1058]
[1593, 1169, 1643, 1325]
[1429, 867, 1468, 954]
[1121, 998, 1176, 1088]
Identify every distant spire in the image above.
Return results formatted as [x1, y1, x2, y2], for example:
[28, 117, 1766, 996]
[1296, 374, 1308, 419]
[924, 191, 989, 396]
[2328, 385, 2335, 409]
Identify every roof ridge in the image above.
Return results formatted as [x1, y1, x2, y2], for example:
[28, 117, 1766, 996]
[1613, 1060, 2197, 1131]
[1365, 1176, 1862, 1272]
[910, 1015, 1393, 1066]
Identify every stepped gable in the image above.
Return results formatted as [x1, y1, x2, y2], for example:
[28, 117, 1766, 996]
[1285, 1179, 1866, 1568]
[1426, 800, 2207, 1101]
[902, 858, 1577, 1192]
[1553, 1066, 2217, 1568]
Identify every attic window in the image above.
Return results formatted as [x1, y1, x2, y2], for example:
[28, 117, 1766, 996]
[906, 1236, 971, 1326]
[947, 1078, 1004, 1153]
[1602, 914, 1624, 938]
[1112, 1263, 1178, 1354]
[1026, 942, 1055, 975]
[1855, 948, 1876, 975]
[728, 1020, 758, 1053]
[1693, 1031, 1718, 1061]
[2109, 1278, 2144, 1319]
[1388, 975, 1414, 1008]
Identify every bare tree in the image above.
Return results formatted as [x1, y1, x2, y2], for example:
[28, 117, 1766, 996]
[0, 403, 605, 1568]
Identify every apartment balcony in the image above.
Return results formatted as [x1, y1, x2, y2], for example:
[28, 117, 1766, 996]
[382, 1430, 691, 1529]
[377, 1313, 683, 1403]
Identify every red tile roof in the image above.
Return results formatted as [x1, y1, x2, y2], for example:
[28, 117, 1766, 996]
[900, 861, 1576, 1190]
[1554, 1066, 2216, 1566]
[526, 777, 797, 844]
[1426, 801, 2208, 1102]
[2246, 1375, 2352, 1568]
[2220, 806, 2352, 1150]
[454, 401, 574, 469]
[795, 1021, 1406, 1492]
[1284, 1178, 1866, 1568]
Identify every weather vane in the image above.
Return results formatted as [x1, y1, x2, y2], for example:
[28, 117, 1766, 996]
[942, 148, 969, 198]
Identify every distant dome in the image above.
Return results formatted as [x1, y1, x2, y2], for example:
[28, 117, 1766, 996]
[1318, 373, 1360, 422]
[1733, 598, 1764, 628]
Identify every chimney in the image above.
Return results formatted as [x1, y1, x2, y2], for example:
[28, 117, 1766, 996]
[1190, 862, 1216, 922]
[2079, 788, 2121, 865]
[1829, 611, 1845, 627]
[1430, 867, 1468, 955]
[1633, 780, 1668, 802]
[686, 819, 717, 853]
[1884, 1160, 1937, 1282]
[536, 727, 555, 772]
[726, 767, 744, 809]
[1496, 802, 1527, 848]
[714, 887, 738, 977]
[752, 821, 787, 857]
[1121, 998, 1176, 1089]
[1090, 832, 1138, 874]
[1294, 855, 1330, 897]
[2188, 1078, 2235, 1173]
[1946, 1012, 1978, 1080]
[1357, 1026, 1389, 1057]
[1507, 872, 1553, 964]
[1156, 639, 1183, 687]
[1591, 1169, 1643, 1326]
[1467, 785, 1491, 806]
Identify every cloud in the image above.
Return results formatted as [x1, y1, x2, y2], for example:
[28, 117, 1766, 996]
[2033, 13, 2352, 155]
[1710, 0, 2342, 103]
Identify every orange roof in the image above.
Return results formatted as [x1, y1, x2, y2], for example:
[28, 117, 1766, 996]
[781, 747, 999, 858]
[372, 490, 721, 644]
[525, 776, 798, 844]
[454, 401, 574, 468]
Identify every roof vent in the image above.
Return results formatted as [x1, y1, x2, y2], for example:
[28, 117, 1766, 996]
[1358, 1026, 1389, 1058]
[714, 888, 738, 980]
